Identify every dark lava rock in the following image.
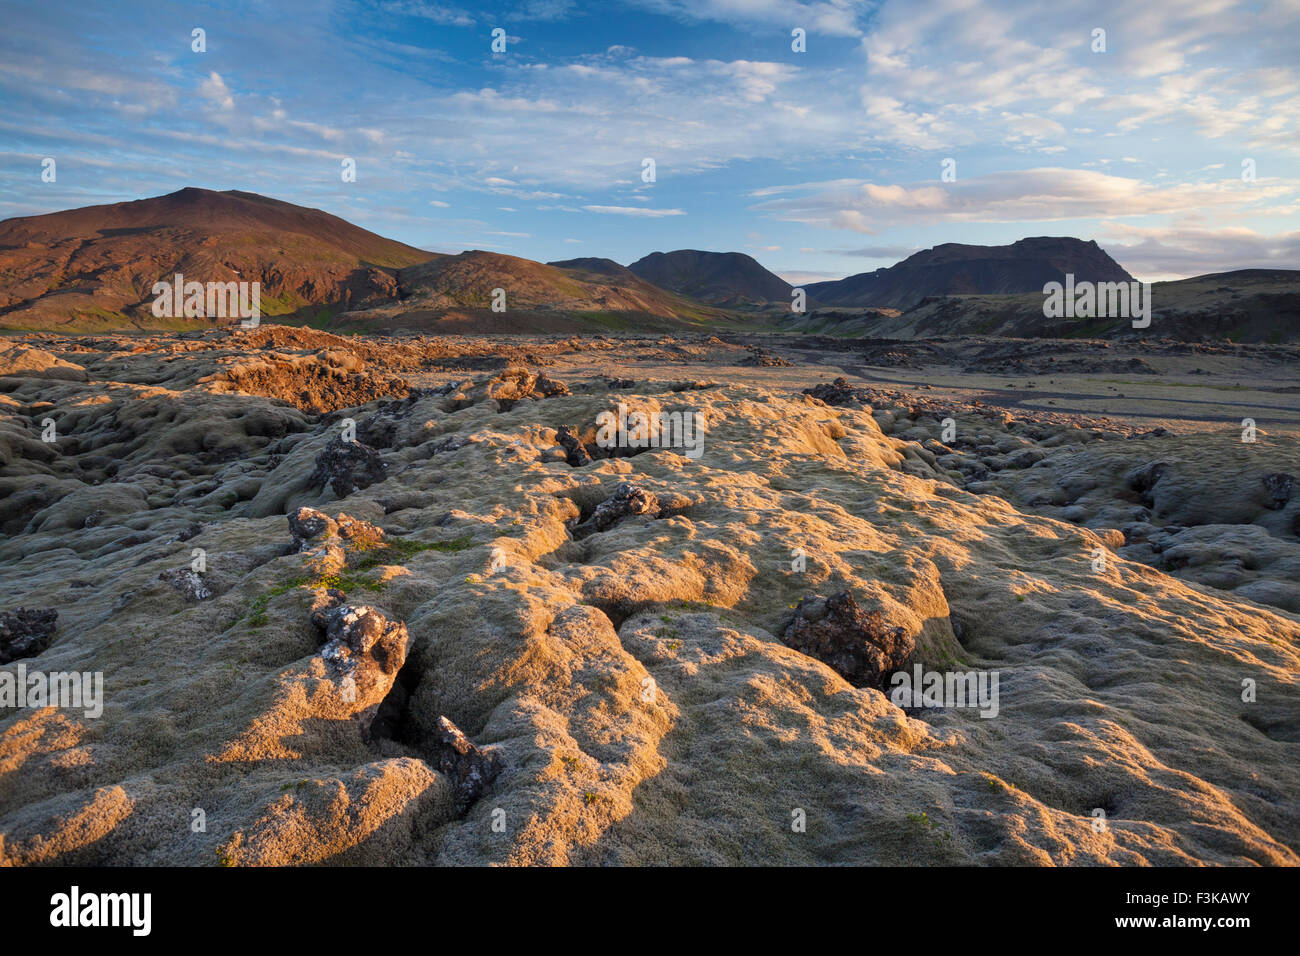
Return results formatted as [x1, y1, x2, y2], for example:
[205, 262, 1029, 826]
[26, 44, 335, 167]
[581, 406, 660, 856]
[0, 607, 58, 664]
[782, 591, 914, 691]
[176, 522, 203, 542]
[310, 603, 411, 705]
[579, 482, 660, 535]
[356, 388, 439, 449]
[746, 348, 794, 367]
[557, 425, 592, 467]
[356, 415, 399, 450]
[435, 714, 502, 811]
[803, 377, 868, 407]
[158, 568, 212, 601]
[1125, 461, 1168, 504]
[533, 373, 569, 397]
[429, 434, 470, 455]
[289, 506, 338, 547]
[309, 436, 388, 497]
[1262, 472, 1294, 510]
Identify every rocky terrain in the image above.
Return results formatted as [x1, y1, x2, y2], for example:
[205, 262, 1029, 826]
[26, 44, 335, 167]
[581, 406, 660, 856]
[1, 328, 1296, 866]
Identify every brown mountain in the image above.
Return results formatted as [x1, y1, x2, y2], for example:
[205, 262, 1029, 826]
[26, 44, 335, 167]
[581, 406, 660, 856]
[0, 187, 436, 330]
[626, 249, 793, 308]
[398, 249, 719, 317]
[805, 237, 1135, 310]
[330, 250, 732, 333]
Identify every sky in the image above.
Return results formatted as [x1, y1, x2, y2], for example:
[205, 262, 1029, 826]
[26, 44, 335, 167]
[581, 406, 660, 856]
[1, 0, 1298, 282]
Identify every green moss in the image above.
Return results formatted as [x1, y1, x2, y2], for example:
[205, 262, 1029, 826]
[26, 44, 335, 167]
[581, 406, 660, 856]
[367, 534, 475, 565]
[313, 569, 385, 593]
[241, 534, 476, 626]
[906, 810, 953, 847]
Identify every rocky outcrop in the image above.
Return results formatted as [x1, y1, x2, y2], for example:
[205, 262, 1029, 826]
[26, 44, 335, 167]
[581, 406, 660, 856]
[310, 602, 411, 715]
[576, 482, 661, 536]
[804, 377, 870, 407]
[309, 437, 388, 498]
[1262, 472, 1294, 510]
[434, 715, 502, 812]
[556, 425, 593, 467]
[0, 607, 58, 664]
[782, 592, 914, 690]
[158, 568, 212, 601]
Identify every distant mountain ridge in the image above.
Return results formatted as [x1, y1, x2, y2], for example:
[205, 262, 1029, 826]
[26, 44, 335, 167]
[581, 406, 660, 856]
[805, 237, 1135, 310]
[5, 191, 1287, 341]
[626, 249, 793, 307]
[787, 269, 1300, 342]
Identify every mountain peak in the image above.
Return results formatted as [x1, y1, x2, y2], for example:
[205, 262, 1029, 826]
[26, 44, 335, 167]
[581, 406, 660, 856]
[627, 249, 791, 308]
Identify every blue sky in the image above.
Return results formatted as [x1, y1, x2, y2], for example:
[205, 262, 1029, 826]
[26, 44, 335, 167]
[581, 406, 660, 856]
[1, 0, 1298, 281]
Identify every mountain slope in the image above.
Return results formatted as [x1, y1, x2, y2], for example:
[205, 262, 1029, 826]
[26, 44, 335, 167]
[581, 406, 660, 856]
[397, 251, 718, 317]
[806, 237, 1135, 310]
[0, 188, 437, 330]
[627, 249, 793, 307]
[322, 250, 736, 332]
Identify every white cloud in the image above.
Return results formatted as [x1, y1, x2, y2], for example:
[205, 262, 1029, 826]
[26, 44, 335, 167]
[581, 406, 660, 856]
[628, 0, 865, 37]
[198, 72, 234, 111]
[1099, 223, 1300, 280]
[583, 205, 686, 217]
[379, 1, 475, 27]
[754, 167, 1300, 233]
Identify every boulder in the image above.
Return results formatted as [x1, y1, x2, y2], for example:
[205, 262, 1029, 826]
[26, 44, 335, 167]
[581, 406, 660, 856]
[782, 591, 914, 691]
[309, 437, 387, 497]
[0, 607, 58, 664]
[435, 715, 502, 812]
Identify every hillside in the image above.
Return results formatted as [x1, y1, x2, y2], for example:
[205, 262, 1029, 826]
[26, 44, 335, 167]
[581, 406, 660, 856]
[0, 188, 437, 330]
[0, 192, 746, 334]
[627, 249, 793, 308]
[330, 250, 735, 332]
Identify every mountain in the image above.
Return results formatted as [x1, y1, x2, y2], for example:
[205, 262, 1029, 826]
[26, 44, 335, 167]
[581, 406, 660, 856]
[0, 188, 436, 330]
[0, 191, 741, 333]
[626, 249, 793, 308]
[805, 237, 1135, 310]
[797, 269, 1300, 342]
[546, 256, 637, 279]
[398, 249, 716, 318]
[331, 250, 732, 333]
